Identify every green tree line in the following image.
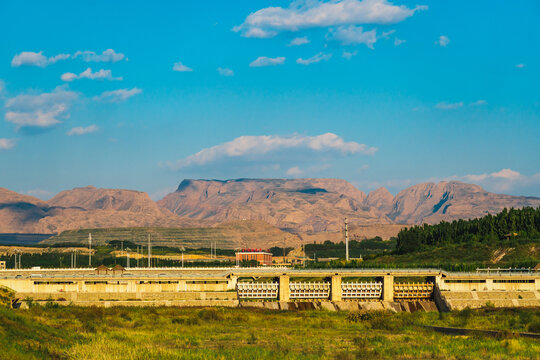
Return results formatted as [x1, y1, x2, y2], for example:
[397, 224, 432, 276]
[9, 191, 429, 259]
[396, 207, 540, 254]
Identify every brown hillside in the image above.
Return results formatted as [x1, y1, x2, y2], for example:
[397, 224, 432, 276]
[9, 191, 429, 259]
[158, 178, 382, 232]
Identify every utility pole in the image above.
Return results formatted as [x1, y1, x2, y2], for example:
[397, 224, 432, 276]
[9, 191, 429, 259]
[88, 233, 92, 268]
[147, 234, 151, 268]
[136, 246, 139, 268]
[345, 217, 349, 261]
[74, 250, 77, 268]
[126, 248, 130, 269]
[181, 247, 185, 268]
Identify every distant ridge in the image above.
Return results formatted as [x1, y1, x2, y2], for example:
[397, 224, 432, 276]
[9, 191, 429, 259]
[1, 180, 539, 241]
[159, 178, 540, 231]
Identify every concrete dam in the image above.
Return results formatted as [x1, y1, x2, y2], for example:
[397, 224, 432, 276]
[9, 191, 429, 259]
[1, 267, 539, 311]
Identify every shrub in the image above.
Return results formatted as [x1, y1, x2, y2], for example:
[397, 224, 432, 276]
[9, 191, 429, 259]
[347, 310, 390, 322]
[197, 308, 223, 321]
[527, 320, 540, 334]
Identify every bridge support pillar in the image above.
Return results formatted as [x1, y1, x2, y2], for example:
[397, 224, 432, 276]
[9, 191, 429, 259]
[383, 275, 394, 301]
[485, 279, 493, 291]
[331, 275, 342, 302]
[227, 275, 238, 291]
[279, 275, 290, 302]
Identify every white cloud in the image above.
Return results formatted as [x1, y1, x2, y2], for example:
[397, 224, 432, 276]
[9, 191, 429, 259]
[249, 56, 286, 67]
[73, 49, 125, 62]
[297, 52, 332, 65]
[288, 36, 310, 46]
[11, 49, 125, 67]
[93, 88, 142, 103]
[435, 35, 450, 47]
[394, 37, 405, 46]
[515, 63, 526, 68]
[4, 87, 78, 129]
[234, 0, 427, 38]
[149, 186, 177, 201]
[328, 26, 377, 48]
[470, 100, 487, 106]
[61, 68, 122, 82]
[435, 101, 463, 110]
[173, 62, 193, 72]
[286, 166, 303, 176]
[26, 189, 52, 199]
[217, 67, 234, 76]
[455, 169, 540, 194]
[0, 79, 4, 93]
[66, 125, 99, 136]
[11, 51, 70, 67]
[0, 138, 16, 150]
[166, 132, 377, 171]
[342, 50, 358, 59]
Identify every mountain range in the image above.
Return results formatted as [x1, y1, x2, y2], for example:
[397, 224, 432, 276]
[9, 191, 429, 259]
[1, 179, 539, 240]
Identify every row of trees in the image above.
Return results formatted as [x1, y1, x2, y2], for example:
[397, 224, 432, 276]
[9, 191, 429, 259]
[396, 207, 540, 254]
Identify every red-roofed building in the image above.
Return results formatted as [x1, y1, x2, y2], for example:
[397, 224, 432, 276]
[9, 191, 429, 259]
[235, 248, 273, 266]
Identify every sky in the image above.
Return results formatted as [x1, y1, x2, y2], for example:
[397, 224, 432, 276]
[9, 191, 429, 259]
[0, 0, 539, 200]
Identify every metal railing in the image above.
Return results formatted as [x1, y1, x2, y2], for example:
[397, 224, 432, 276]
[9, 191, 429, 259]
[342, 282, 382, 299]
[289, 281, 330, 299]
[236, 282, 279, 299]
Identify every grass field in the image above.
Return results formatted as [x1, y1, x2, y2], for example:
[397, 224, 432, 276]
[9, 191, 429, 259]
[1, 299, 538, 360]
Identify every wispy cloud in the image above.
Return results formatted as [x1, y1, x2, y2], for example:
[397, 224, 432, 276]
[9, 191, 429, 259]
[0, 138, 16, 150]
[288, 36, 310, 46]
[173, 61, 193, 72]
[26, 189, 52, 199]
[394, 37, 406, 46]
[453, 168, 540, 194]
[342, 50, 358, 59]
[328, 26, 377, 48]
[234, 0, 427, 38]
[11, 51, 70, 67]
[470, 100, 487, 106]
[435, 35, 450, 47]
[435, 101, 463, 110]
[66, 124, 99, 136]
[249, 56, 286, 67]
[11, 49, 125, 67]
[73, 49, 125, 62]
[165, 132, 377, 171]
[515, 63, 526, 68]
[217, 67, 234, 76]
[4, 87, 78, 129]
[297, 52, 332, 65]
[286, 166, 303, 176]
[61, 68, 122, 82]
[93, 88, 142, 103]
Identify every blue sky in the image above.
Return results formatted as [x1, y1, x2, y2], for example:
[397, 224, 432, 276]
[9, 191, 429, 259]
[0, 0, 539, 199]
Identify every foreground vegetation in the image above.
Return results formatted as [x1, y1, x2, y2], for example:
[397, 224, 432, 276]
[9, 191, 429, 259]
[0, 303, 538, 360]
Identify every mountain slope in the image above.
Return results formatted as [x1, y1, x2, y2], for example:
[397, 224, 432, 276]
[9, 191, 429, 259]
[48, 186, 167, 215]
[0, 186, 199, 234]
[388, 181, 540, 224]
[158, 178, 382, 232]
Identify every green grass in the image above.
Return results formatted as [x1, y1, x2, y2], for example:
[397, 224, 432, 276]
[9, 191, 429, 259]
[0, 304, 538, 359]
[43, 227, 239, 248]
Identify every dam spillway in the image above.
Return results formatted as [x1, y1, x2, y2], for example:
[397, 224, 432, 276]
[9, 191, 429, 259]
[1, 267, 539, 310]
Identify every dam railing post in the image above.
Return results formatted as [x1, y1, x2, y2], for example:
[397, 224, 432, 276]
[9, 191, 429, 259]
[383, 275, 394, 302]
[331, 275, 342, 302]
[279, 275, 290, 302]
